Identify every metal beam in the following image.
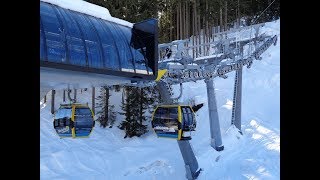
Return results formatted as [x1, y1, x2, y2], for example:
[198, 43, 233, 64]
[231, 68, 242, 133]
[74, 89, 77, 102]
[40, 87, 51, 101]
[51, 89, 55, 114]
[156, 80, 201, 179]
[92, 87, 95, 115]
[177, 140, 201, 180]
[205, 78, 224, 151]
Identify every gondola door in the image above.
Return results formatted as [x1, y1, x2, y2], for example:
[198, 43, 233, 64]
[152, 106, 182, 139]
[180, 106, 196, 140]
[181, 106, 196, 130]
[54, 106, 73, 137]
[73, 106, 94, 137]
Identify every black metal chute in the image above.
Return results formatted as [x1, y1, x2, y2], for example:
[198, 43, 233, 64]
[132, 18, 158, 76]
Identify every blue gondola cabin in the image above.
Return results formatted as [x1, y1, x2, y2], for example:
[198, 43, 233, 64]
[53, 104, 95, 138]
[151, 105, 196, 140]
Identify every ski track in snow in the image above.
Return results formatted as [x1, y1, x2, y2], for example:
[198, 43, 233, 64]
[41, 20, 279, 180]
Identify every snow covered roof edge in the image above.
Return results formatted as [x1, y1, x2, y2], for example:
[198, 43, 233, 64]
[40, 0, 133, 28]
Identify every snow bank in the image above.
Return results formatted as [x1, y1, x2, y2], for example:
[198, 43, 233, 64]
[41, 0, 133, 28]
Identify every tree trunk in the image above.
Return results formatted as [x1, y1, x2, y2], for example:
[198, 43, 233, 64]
[211, 20, 214, 42]
[237, 0, 240, 28]
[194, 0, 197, 58]
[182, 2, 185, 39]
[198, 14, 201, 55]
[176, 2, 179, 40]
[206, 0, 209, 56]
[105, 87, 109, 124]
[186, 0, 189, 39]
[139, 88, 143, 125]
[170, 4, 173, 41]
[202, 17, 205, 56]
[197, 0, 200, 56]
[192, 0, 195, 58]
[220, 0, 223, 32]
[185, 1, 188, 39]
[224, 1, 228, 31]
[179, 1, 183, 39]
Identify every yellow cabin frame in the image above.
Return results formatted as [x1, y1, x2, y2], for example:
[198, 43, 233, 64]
[54, 103, 95, 138]
[151, 104, 195, 140]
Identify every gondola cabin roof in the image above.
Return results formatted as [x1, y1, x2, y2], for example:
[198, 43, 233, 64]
[59, 103, 90, 108]
[155, 104, 194, 108]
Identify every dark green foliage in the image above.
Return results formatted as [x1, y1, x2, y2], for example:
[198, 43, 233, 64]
[245, 0, 280, 25]
[96, 87, 109, 128]
[114, 85, 121, 92]
[118, 86, 147, 138]
[85, 0, 164, 23]
[96, 87, 116, 128]
[85, 0, 279, 42]
[108, 105, 117, 128]
[118, 86, 160, 138]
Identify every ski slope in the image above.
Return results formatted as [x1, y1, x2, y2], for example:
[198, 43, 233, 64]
[40, 20, 280, 180]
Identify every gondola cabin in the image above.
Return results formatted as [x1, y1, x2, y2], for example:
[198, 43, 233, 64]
[53, 103, 95, 138]
[151, 105, 196, 140]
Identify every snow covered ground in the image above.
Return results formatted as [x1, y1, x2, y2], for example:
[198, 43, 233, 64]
[40, 19, 280, 180]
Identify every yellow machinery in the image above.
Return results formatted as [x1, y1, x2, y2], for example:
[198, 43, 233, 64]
[155, 69, 167, 81]
[151, 104, 196, 140]
[53, 103, 95, 138]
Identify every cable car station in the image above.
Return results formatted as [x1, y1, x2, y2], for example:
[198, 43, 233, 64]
[40, 0, 277, 179]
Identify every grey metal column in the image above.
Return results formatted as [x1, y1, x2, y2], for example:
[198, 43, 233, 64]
[205, 78, 224, 151]
[40, 87, 51, 101]
[92, 87, 95, 114]
[51, 89, 55, 114]
[231, 68, 242, 134]
[156, 80, 173, 103]
[156, 81, 201, 179]
[63, 90, 66, 102]
[74, 89, 77, 102]
[177, 140, 201, 180]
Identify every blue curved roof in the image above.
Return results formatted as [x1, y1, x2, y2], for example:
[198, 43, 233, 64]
[40, 1, 158, 79]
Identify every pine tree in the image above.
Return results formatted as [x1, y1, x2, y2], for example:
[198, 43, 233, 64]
[144, 86, 161, 117]
[118, 86, 160, 138]
[114, 85, 121, 92]
[118, 86, 147, 138]
[108, 105, 117, 128]
[85, 0, 279, 42]
[96, 86, 110, 128]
